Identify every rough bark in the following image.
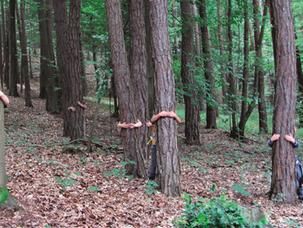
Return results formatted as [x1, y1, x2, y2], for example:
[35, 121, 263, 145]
[105, 0, 138, 175]
[180, 0, 200, 144]
[239, 0, 249, 138]
[199, 0, 217, 129]
[44, 0, 60, 113]
[8, 0, 18, 96]
[226, 0, 237, 137]
[149, 0, 181, 196]
[270, 0, 297, 203]
[37, 0, 47, 99]
[253, 0, 268, 134]
[129, 0, 148, 177]
[18, 0, 32, 107]
[53, 0, 85, 140]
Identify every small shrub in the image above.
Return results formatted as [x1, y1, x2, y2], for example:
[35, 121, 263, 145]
[145, 180, 159, 195]
[0, 187, 9, 204]
[174, 194, 268, 228]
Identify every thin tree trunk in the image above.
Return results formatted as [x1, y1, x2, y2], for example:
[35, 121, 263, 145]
[239, 0, 249, 137]
[199, 0, 217, 129]
[8, 0, 18, 96]
[37, 0, 47, 99]
[253, 0, 268, 134]
[180, 0, 200, 144]
[226, 0, 237, 137]
[18, 0, 32, 107]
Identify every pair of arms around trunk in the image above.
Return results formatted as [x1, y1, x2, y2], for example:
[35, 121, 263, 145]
[268, 133, 299, 148]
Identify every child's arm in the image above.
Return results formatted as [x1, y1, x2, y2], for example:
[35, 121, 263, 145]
[285, 134, 299, 148]
[268, 134, 280, 147]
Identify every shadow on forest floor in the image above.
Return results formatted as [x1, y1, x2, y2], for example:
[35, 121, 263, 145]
[0, 80, 302, 227]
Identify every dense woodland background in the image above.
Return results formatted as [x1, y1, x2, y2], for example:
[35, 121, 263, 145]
[0, 0, 302, 226]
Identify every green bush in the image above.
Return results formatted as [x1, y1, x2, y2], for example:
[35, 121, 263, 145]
[174, 194, 268, 228]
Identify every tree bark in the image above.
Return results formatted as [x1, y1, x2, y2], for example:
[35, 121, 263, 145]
[44, 0, 60, 113]
[149, 0, 181, 196]
[105, 0, 138, 175]
[199, 0, 217, 129]
[37, 0, 47, 99]
[239, 0, 249, 138]
[180, 0, 200, 144]
[226, 0, 237, 137]
[129, 0, 148, 177]
[8, 0, 18, 96]
[270, 0, 297, 203]
[253, 0, 268, 134]
[53, 0, 85, 140]
[18, 0, 32, 107]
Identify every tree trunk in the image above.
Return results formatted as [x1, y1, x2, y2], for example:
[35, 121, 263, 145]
[144, 0, 155, 118]
[296, 41, 303, 127]
[216, 0, 226, 104]
[270, 0, 297, 203]
[37, 0, 47, 99]
[8, 0, 18, 96]
[149, 0, 181, 197]
[44, 0, 60, 113]
[53, 0, 85, 140]
[239, 0, 249, 138]
[253, 0, 268, 134]
[199, 0, 217, 129]
[129, 0, 148, 177]
[18, 0, 32, 107]
[180, 0, 200, 144]
[105, 0, 138, 175]
[226, 0, 237, 137]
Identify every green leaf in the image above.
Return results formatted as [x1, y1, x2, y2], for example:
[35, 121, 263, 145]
[0, 187, 9, 204]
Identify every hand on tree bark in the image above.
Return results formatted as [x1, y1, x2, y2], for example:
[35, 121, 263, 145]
[284, 134, 295, 144]
[271, 134, 280, 142]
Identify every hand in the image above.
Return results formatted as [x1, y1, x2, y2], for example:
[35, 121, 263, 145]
[0, 91, 9, 107]
[285, 134, 296, 144]
[271, 134, 280, 142]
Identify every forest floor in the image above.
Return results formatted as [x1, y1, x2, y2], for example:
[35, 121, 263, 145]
[0, 79, 302, 227]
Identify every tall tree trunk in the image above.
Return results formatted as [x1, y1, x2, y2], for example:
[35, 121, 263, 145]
[199, 0, 217, 129]
[149, 0, 181, 197]
[129, 0, 148, 177]
[105, 0, 138, 175]
[253, 0, 268, 134]
[53, 0, 85, 140]
[18, 0, 32, 107]
[8, 0, 18, 96]
[216, 0, 226, 103]
[239, 0, 249, 137]
[270, 0, 297, 203]
[226, 0, 237, 137]
[44, 0, 60, 113]
[3, 6, 9, 89]
[295, 39, 303, 127]
[144, 0, 155, 118]
[37, 0, 47, 99]
[180, 0, 200, 144]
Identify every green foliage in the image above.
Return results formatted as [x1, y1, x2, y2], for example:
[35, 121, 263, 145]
[103, 160, 135, 179]
[55, 176, 77, 189]
[232, 183, 251, 197]
[87, 186, 100, 192]
[145, 180, 159, 195]
[174, 194, 268, 228]
[0, 187, 9, 204]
